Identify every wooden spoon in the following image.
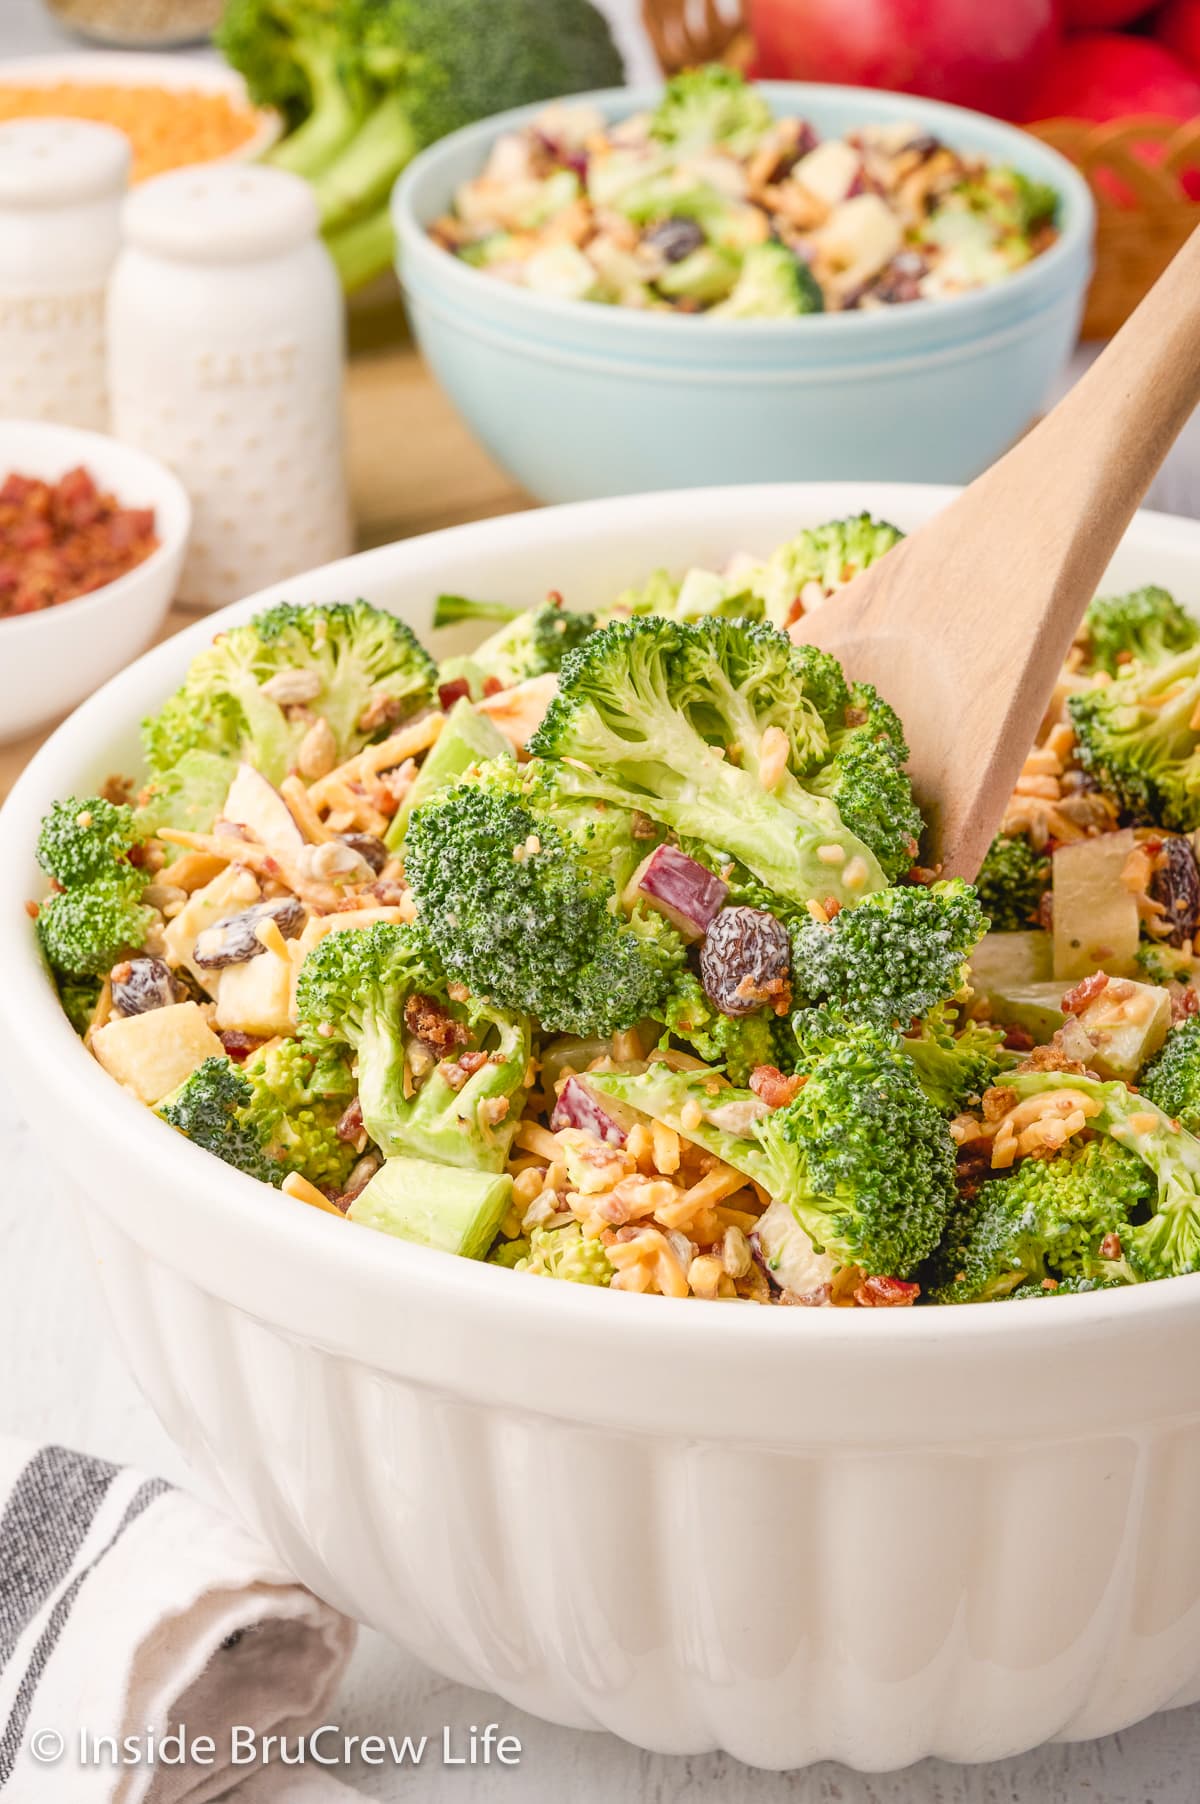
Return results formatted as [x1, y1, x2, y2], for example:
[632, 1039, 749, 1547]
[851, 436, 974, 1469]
[797, 224, 1200, 882]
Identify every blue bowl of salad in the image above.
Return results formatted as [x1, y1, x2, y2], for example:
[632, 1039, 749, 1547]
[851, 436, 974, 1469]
[392, 73, 1094, 504]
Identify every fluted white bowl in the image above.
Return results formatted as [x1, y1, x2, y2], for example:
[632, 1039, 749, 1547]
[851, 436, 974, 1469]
[4, 484, 1200, 1770]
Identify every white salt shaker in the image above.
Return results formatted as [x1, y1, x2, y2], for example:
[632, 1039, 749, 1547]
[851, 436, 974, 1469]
[108, 164, 351, 609]
[0, 119, 130, 431]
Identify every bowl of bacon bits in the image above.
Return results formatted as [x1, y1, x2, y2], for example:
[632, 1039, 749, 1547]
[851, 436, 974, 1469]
[0, 421, 190, 744]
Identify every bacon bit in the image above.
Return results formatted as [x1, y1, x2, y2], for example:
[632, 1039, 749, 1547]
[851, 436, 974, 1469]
[1002, 1022, 1035, 1052]
[335, 1098, 364, 1143]
[1016, 1038, 1089, 1075]
[748, 1064, 805, 1109]
[904, 865, 941, 887]
[982, 1085, 1018, 1123]
[23, 899, 39, 919]
[218, 1030, 265, 1063]
[1098, 1232, 1123, 1261]
[437, 677, 471, 711]
[1173, 987, 1200, 1023]
[630, 810, 658, 840]
[0, 465, 158, 617]
[479, 1095, 511, 1127]
[854, 1275, 920, 1307]
[1062, 972, 1109, 1016]
[458, 1048, 488, 1076]
[403, 993, 469, 1056]
[482, 675, 504, 697]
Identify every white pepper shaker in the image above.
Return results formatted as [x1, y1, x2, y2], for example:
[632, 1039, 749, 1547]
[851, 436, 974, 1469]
[0, 119, 130, 431]
[108, 164, 351, 609]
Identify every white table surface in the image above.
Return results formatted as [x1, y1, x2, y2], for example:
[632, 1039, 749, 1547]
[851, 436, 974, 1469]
[7, 3, 1200, 1796]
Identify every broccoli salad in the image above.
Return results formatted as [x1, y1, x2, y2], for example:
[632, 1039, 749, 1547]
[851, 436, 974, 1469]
[429, 67, 1060, 318]
[28, 522, 1200, 1306]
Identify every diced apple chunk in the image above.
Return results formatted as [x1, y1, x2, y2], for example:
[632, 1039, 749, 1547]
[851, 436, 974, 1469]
[1052, 831, 1140, 981]
[216, 948, 295, 1037]
[92, 1002, 224, 1105]
[1076, 978, 1171, 1082]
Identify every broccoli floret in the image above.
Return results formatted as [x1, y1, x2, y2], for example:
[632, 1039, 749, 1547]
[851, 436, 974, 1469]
[513, 1222, 614, 1285]
[529, 616, 894, 911]
[34, 795, 155, 979]
[242, 1038, 360, 1191]
[1003, 1067, 1200, 1283]
[1069, 643, 1200, 829]
[295, 919, 531, 1168]
[711, 242, 824, 318]
[1006, 1274, 1128, 1299]
[432, 594, 597, 687]
[648, 65, 774, 156]
[143, 600, 436, 785]
[36, 797, 143, 887]
[56, 973, 103, 1036]
[748, 513, 905, 631]
[900, 1006, 1014, 1114]
[1080, 586, 1200, 678]
[951, 165, 1058, 238]
[925, 1138, 1149, 1304]
[807, 682, 923, 881]
[403, 781, 682, 1037]
[1140, 1014, 1200, 1132]
[659, 969, 781, 1085]
[790, 879, 986, 1033]
[591, 1039, 956, 1277]
[159, 1056, 284, 1186]
[975, 833, 1050, 932]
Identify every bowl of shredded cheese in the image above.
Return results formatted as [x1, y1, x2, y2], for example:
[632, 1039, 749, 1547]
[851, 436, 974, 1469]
[0, 52, 280, 183]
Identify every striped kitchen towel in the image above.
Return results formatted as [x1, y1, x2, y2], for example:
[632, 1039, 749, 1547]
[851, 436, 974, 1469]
[0, 1440, 357, 1802]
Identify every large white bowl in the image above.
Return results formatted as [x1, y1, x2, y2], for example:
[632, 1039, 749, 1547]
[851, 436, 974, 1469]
[0, 420, 190, 743]
[4, 484, 1200, 1770]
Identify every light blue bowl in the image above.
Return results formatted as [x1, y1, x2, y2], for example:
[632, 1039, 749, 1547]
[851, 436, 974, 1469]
[393, 84, 1095, 504]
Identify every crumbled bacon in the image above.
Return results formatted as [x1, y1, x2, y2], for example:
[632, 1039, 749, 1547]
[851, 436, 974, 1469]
[1098, 1232, 1123, 1261]
[748, 1064, 805, 1109]
[1015, 1039, 1089, 1075]
[853, 1275, 920, 1307]
[404, 992, 469, 1056]
[437, 677, 471, 710]
[1062, 972, 1109, 1016]
[982, 1084, 1018, 1123]
[1172, 986, 1200, 1023]
[218, 1031, 265, 1063]
[1002, 1022, 1035, 1052]
[0, 466, 157, 617]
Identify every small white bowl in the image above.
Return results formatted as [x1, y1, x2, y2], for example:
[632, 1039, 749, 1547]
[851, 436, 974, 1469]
[0, 420, 190, 742]
[0, 52, 282, 168]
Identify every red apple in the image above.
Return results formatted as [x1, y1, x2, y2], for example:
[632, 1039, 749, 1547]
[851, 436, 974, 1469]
[747, 0, 1061, 118]
[1158, 0, 1200, 81]
[1022, 33, 1200, 201]
[1064, 0, 1151, 24]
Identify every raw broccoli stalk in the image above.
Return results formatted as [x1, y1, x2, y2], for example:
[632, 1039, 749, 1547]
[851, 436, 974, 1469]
[1080, 585, 1200, 678]
[159, 1056, 284, 1186]
[295, 920, 531, 1170]
[591, 1040, 956, 1277]
[1004, 1067, 1200, 1282]
[403, 780, 682, 1037]
[900, 1005, 1014, 1114]
[35, 796, 154, 978]
[432, 593, 598, 686]
[648, 65, 774, 156]
[1069, 643, 1200, 829]
[348, 1154, 513, 1259]
[924, 1137, 1149, 1304]
[790, 879, 987, 1032]
[143, 600, 436, 785]
[748, 513, 905, 630]
[975, 833, 1049, 931]
[134, 750, 239, 851]
[711, 242, 824, 318]
[529, 616, 896, 911]
[1139, 1014, 1200, 1133]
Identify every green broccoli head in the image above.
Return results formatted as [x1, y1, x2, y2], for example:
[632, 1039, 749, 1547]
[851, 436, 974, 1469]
[36, 797, 143, 887]
[648, 65, 773, 156]
[431, 594, 598, 687]
[242, 1038, 360, 1192]
[591, 1038, 956, 1277]
[514, 1222, 614, 1285]
[56, 973, 103, 1036]
[1069, 643, 1200, 829]
[900, 1006, 1014, 1115]
[711, 242, 824, 318]
[807, 682, 922, 881]
[1140, 1014, 1200, 1133]
[143, 599, 436, 785]
[790, 879, 986, 1033]
[403, 780, 681, 1037]
[1080, 586, 1200, 678]
[749, 513, 905, 630]
[530, 616, 892, 911]
[951, 165, 1058, 237]
[659, 968, 782, 1086]
[925, 1137, 1150, 1304]
[974, 833, 1050, 932]
[295, 918, 531, 1170]
[159, 1056, 284, 1186]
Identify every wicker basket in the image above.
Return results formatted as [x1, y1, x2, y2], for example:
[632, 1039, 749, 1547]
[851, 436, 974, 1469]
[642, 0, 1200, 340]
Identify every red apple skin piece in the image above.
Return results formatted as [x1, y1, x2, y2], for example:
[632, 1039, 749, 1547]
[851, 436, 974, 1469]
[746, 0, 1060, 117]
[624, 844, 729, 942]
[1022, 33, 1200, 201]
[550, 1076, 628, 1146]
[1065, 0, 1152, 25]
[1158, 0, 1200, 81]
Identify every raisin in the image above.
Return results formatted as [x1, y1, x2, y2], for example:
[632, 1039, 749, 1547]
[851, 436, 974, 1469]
[193, 896, 306, 969]
[110, 955, 180, 1017]
[338, 832, 388, 874]
[644, 216, 705, 264]
[699, 906, 791, 1017]
[1151, 836, 1200, 948]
